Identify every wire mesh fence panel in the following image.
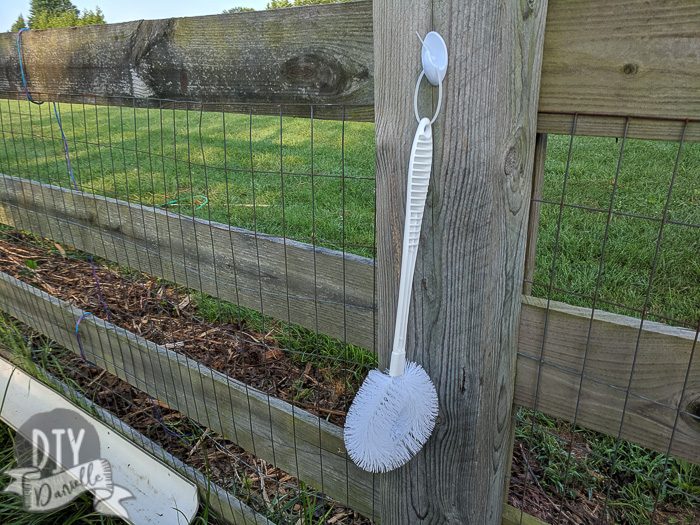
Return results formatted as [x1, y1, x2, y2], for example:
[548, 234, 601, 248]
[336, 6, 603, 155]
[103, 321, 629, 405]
[0, 92, 380, 524]
[0, 79, 699, 525]
[510, 118, 700, 524]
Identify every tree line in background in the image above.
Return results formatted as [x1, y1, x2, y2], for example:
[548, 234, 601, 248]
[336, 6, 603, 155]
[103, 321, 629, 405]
[225, 0, 352, 13]
[9, 0, 352, 32]
[10, 0, 105, 31]
[266, 0, 352, 8]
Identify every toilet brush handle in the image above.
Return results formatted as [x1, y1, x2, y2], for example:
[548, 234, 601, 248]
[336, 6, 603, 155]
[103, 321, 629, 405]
[389, 117, 433, 377]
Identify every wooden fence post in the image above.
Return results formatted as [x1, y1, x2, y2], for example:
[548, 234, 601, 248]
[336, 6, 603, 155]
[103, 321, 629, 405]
[374, 1, 548, 522]
[523, 133, 549, 296]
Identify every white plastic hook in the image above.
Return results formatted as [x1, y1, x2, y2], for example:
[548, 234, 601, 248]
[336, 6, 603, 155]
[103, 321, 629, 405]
[414, 31, 447, 123]
[417, 31, 448, 87]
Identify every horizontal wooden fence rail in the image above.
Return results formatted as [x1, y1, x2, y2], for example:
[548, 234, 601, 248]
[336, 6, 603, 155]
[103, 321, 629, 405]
[536, 113, 700, 143]
[0, 2, 375, 121]
[518, 296, 699, 464]
[0, 173, 376, 350]
[1, 174, 697, 464]
[538, 0, 700, 124]
[1, 0, 699, 140]
[0, 270, 377, 518]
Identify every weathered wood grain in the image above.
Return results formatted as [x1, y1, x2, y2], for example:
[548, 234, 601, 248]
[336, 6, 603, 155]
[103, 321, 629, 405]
[516, 296, 699, 465]
[539, 0, 700, 122]
[0, 270, 378, 519]
[523, 134, 547, 296]
[537, 113, 700, 143]
[1, 0, 700, 132]
[0, 2, 374, 120]
[373, 0, 548, 522]
[0, 173, 375, 350]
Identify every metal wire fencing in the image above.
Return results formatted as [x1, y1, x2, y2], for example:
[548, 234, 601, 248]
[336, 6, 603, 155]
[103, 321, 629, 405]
[510, 118, 700, 524]
[0, 91, 698, 525]
[0, 92, 380, 524]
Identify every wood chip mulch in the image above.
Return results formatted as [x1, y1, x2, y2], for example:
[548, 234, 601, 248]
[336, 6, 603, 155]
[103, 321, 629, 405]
[0, 232, 364, 426]
[0, 231, 372, 524]
[2, 230, 695, 524]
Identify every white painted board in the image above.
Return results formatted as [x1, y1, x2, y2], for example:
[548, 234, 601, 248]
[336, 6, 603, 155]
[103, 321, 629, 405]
[0, 357, 198, 525]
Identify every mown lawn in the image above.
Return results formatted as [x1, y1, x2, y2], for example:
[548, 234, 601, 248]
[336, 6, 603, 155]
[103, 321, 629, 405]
[534, 134, 699, 327]
[0, 100, 376, 256]
[1, 100, 697, 324]
[0, 99, 698, 523]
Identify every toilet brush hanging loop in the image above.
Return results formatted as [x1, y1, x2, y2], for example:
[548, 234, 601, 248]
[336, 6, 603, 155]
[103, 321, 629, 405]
[413, 70, 443, 124]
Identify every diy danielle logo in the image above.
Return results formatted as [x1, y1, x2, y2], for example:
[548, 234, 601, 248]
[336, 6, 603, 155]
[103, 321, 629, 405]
[3, 408, 133, 518]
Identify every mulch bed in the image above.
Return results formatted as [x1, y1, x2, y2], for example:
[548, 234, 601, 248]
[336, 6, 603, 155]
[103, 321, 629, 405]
[0, 232, 359, 427]
[0, 231, 370, 524]
[1, 230, 695, 524]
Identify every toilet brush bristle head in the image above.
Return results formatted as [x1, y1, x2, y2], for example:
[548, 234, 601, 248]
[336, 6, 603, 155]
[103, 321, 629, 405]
[343, 361, 438, 473]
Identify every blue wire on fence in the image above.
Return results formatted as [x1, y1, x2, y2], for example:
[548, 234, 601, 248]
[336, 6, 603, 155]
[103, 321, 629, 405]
[17, 28, 76, 189]
[74, 312, 94, 364]
[53, 102, 80, 191]
[51, 101, 79, 190]
[150, 399, 195, 442]
[16, 28, 42, 106]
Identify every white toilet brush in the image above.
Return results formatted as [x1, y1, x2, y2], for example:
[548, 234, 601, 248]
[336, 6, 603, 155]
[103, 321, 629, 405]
[344, 31, 447, 474]
[344, 117, 439, 473]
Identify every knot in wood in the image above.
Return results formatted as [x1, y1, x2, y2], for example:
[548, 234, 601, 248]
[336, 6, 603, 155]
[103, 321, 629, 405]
[504, 145, 520, 178]
[522, 0, 538, 20]
[281, 52, 352, 97]
[622, 63, 639, 75]
[504, 131, 527, 213]
[684, 398, 700, 429]
[504, 142, 524, 189]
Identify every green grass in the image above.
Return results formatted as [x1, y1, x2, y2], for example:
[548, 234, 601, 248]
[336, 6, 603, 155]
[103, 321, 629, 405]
[0, 99, 376, 256]
[533, 135, 700, 326]
[516, 409, 700, 524]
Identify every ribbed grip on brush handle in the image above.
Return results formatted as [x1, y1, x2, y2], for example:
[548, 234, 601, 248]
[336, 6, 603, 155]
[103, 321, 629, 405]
[389, 118, 433, 377]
